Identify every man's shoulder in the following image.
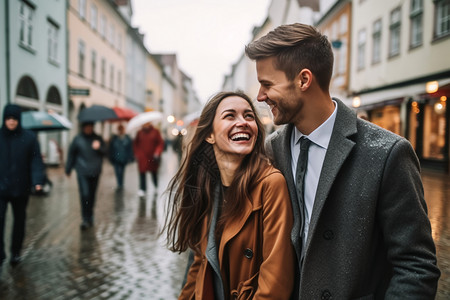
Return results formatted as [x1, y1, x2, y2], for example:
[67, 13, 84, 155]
[267, 125, 290, 142]
[352, 118, 409, 156]
[356, 118, 403, 143]
[20, 128, 38, 140]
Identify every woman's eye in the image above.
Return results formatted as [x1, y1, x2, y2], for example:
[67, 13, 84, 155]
[245, 114, 255, 120]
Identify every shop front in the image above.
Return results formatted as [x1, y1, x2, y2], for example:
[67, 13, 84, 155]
[358, 84, 450, 173]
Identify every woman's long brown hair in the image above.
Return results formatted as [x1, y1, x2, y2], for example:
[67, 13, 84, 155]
[163, 91, 269, 254]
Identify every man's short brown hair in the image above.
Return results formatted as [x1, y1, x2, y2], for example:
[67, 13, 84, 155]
[245, 23, 334, 92]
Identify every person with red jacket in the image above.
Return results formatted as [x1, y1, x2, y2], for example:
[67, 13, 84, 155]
[133, 122, 164, 197]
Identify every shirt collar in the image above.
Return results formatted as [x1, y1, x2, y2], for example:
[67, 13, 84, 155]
[293, 100, 338, 150]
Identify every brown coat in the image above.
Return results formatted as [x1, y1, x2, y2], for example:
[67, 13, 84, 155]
[180, 166, 295, 300]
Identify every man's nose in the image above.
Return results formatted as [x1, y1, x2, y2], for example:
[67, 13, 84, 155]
[256, 87, 267, 102]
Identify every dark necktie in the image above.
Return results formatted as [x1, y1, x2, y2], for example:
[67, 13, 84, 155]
[295, 137, 311, 254]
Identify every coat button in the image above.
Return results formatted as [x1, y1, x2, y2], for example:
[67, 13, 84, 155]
[244, 248, 253, 259]
[323, 230, 334, 240]
[321, 290, 332, 300]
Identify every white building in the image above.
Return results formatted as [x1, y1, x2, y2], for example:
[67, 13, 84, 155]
[350, 0, 450, 171]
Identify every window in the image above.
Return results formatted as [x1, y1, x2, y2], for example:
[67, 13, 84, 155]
[47, 19, 59, 63]
[100, 14, 106, 38]
[434, 0, 450, 39]
[372, 19, 382, 64]
[357, 29, 366, 70]
[110, 65, 115, 91]
[110, 24, 115, 46]
[91, 50, 97, 82]
[19, 1, 34, 48]
[90, 4, 97, 30]
[78, 40, 85, 77]
[117, 34, 122, 53]
[410, 0, 423, 48]
[79, 0, 86, 19]
[337, 37, 347, 75]
[389, 7, 402, 57]
[101, 58, 106, 87]
[17, 76, 39, 99]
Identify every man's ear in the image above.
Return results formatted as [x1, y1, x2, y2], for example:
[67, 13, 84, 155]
[205, 134, 215, 144]
[297, 68, 312, 91]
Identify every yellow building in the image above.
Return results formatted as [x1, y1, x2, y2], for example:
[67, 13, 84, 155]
[67, 0, 127, 135]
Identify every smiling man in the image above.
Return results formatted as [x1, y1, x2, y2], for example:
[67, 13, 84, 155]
[245, 23, 440, 299]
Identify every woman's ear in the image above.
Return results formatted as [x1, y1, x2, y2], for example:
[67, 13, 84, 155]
[205, 134, 215, 144]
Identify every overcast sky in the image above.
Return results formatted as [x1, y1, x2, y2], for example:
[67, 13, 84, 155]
[131, 0, 271, 103]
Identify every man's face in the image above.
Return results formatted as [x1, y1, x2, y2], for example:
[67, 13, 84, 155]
[82, 124, 94, 135]
[255, 57, 302, 126]
[5, 117, 18, 131]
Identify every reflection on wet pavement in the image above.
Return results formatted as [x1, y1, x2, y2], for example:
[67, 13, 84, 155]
[0, 148, 188, 300]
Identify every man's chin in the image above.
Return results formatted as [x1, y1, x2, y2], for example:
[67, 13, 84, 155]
[272, 115, 285, 126]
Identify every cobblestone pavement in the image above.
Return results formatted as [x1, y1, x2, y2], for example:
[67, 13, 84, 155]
[0, 148, 449, 299]
[0, 148, 188, 300]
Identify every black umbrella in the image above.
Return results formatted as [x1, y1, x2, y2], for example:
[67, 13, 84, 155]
[77, 105, 118, 122]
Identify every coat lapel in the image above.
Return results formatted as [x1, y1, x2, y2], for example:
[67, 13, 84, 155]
[270, 125, 302, 258]
[205, 184, 225, 299]
[304, 99, 357, 250]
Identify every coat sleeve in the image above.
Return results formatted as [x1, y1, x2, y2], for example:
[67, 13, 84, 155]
[255, 171, 295, 299]
[379, 138, 440, 298]
[97, 136, 107, 156]
[154, 130, 165, 156]
[108, 136, 116, 162]
[30, 136, 46, 186]
[179, 250, 201, 300]
[126, 135, 134, 162]
[65, 137, 78, 175]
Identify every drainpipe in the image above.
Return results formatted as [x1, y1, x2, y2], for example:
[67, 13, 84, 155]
[5, 0, 11, 104]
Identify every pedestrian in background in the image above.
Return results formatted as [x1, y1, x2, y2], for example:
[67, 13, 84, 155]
[108, 124, 134, 191]
[245, 23, 440, 299]
[133, 122, 164, 197]
[0, 104, 46, 265]
[164, 91, 295, 299]
[65, 122, 106, 230]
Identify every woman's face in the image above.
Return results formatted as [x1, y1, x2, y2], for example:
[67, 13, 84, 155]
[206, 96, 258, 159]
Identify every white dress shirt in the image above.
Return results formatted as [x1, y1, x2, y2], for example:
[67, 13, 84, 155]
[291, 100, 337, 247]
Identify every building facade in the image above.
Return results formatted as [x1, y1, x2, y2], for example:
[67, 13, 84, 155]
[350, 0, 450, 171]
[67, 0, 127, 138]
[1, 0, 68, 163]
[315, 0, 352, 105]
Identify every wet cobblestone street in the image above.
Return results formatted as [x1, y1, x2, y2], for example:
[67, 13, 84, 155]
[0, 148, 449, 299]
[0, 148, 188, 300]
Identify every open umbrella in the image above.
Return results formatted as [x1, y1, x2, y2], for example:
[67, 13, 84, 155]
[126, 111, 164, 133]
[77, 105, 118, 122]
[22, 111, 72, 131]
[112, 106, 138, 121]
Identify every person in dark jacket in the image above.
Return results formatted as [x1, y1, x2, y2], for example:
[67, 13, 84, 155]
[108, 124, 134, 191]
[65, 122, 106, 230]
[0, 104, 46, 265]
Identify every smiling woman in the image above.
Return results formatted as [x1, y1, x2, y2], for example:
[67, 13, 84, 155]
[206, 95, 258, 169]
[163, 90, 295, 299]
